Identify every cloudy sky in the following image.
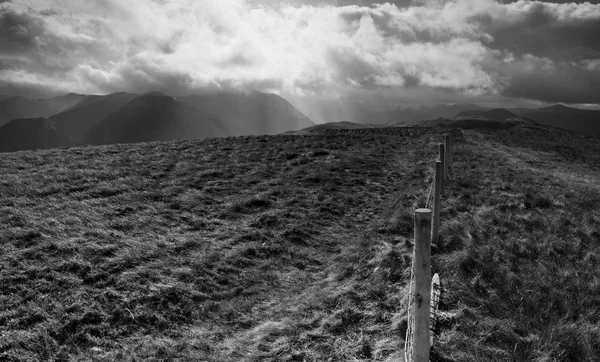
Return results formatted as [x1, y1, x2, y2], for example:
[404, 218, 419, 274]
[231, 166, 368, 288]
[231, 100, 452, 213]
[1, 0, 599, 108]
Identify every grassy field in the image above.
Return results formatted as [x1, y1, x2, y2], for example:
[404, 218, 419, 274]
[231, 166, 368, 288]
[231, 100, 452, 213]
[433, 126, 600, 361]
[1, 125, 599, 361]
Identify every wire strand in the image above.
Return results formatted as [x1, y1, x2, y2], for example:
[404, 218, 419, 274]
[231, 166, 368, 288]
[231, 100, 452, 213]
[425, 178, 434, 209]
[405, 248, 416, 362]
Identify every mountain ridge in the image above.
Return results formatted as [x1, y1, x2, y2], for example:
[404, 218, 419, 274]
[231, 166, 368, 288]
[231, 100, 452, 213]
[84, 92, 227, 146]
[0, 91, 315, 152]
[457, 105, 600, 135]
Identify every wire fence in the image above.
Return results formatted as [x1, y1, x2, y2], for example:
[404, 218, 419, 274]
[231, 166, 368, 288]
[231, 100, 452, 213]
[404, 249, 416, 362]
[404, 130, 456, 362]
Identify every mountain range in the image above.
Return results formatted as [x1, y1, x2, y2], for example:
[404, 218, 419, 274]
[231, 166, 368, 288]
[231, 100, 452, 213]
[0, 91, 314, 152]
[295, 99, 487, 125]
[1, 91, 599, 152]
[298, 99, 599, 135]
[453, 105, 600, 135]
[0, 93, 87, 128]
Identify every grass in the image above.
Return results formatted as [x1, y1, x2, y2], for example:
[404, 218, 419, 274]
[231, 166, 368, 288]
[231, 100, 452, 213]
[431, 126, 600, 361]
[1, 124, 599, 361]
[0, 129, 435, 361]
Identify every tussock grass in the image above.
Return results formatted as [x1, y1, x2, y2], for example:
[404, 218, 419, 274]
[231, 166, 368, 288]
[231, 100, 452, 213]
[431, 128, 600, 361]
[1, 126, 599, 361]
[0, 130, 437, 361]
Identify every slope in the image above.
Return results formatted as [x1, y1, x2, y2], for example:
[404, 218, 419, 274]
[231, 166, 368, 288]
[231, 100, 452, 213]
[182, 91, 314, 135]
[0, 93, 87, 128]
[0, 127, 435, 361]
[456, 108, 520, 121]
[517, 104, 600, 136]
[428, 125, 600, 361]
[0, 118, 69, 152]
[292, 97, 485, 125]
[1, 125, 599, 361]
[84, 92, 228, 146]
[50, 92, 137, 145]
[291, 120, 376, 134]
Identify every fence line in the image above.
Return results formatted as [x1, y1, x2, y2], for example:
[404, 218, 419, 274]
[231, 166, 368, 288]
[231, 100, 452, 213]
[431, 160, 442, 245]
[404, 130, 454, 362]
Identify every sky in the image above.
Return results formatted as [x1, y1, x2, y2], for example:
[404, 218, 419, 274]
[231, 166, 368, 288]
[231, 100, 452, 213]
[1, 0, 599, 109]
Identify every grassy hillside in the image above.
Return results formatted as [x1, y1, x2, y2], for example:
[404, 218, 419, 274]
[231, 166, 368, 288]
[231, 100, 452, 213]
[0, 128, 434, 361]
[433, 125, 600, 361]
[1, 125, 599, 361]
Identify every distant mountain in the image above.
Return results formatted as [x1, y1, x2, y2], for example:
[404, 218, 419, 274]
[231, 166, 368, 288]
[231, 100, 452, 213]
[290, 121, 375, 134]
[456, 108, 520, 122]
[398, 116, 535, 130]
[181, 91, 314, 135]
[294, 98, 487, 125]
[84, 92, 228, 146]
[0, 93, 87, 128]
[310, 121, 375, 130]
[291, 98, 395, 125]
[0, 90, 315, 152]
[0, 118, 68, 152]
[413, 103, 487, 121]
[517, 105, 600, 136]
[51, 92, 137, 144]
[453, 104, 600, 135]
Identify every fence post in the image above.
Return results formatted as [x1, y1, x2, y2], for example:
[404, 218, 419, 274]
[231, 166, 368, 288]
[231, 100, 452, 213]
[438, 143, 445, 194]
[413, 208, 432, 362]
[432, 161, 442, 245]
[444, 134, 451, 175]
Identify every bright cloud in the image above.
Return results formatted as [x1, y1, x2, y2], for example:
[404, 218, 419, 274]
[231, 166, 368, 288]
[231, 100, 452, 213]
[0, 0, 599, 104]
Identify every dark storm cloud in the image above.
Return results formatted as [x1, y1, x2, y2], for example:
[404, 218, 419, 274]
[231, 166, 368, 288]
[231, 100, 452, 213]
[502, 0, 600, 3]
[472, 2, 600, 62]
[0, 6, 44, 54]
[500, 56, 600, 103]
[0, 0, 599, 106]
[330, 1, 600, 103]
[327, 46, 382, 86]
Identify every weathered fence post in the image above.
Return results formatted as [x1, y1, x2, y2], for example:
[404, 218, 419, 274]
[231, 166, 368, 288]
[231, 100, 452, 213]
[413, 208, 432, 362]
[432, 161, 442, 245]
[438, 143, 445, 194]
[445, 134, 451, 175]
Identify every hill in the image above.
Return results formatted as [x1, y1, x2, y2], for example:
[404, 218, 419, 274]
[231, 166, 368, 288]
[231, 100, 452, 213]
[1, 125, 599, 360]
[455, 104, 600, 136]
[0, 117, 69, 152]
[413, 103, 486, 121]
[50, 92, 137, 144]
[84, 92, 227, 145]
[0, 91, 315, 152]
[294, 99, 485, 125]
[390, 113, 536, 130]
[456, 108, 520, 122]
[182, 91, 314, 136]
[0, 93, 86, 128]
[290, 121, 376, 134]
[516, 105, 600, 136]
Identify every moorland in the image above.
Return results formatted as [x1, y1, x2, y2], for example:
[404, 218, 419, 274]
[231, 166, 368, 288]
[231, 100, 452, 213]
[1, 122, 600, 361]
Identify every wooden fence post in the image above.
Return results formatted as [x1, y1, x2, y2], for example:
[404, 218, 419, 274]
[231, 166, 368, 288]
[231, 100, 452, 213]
[438, 143, 445, 194]
[413, 208, 432, 362]
[445, 134, 451, 175]
[432, 161, 442, 245]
